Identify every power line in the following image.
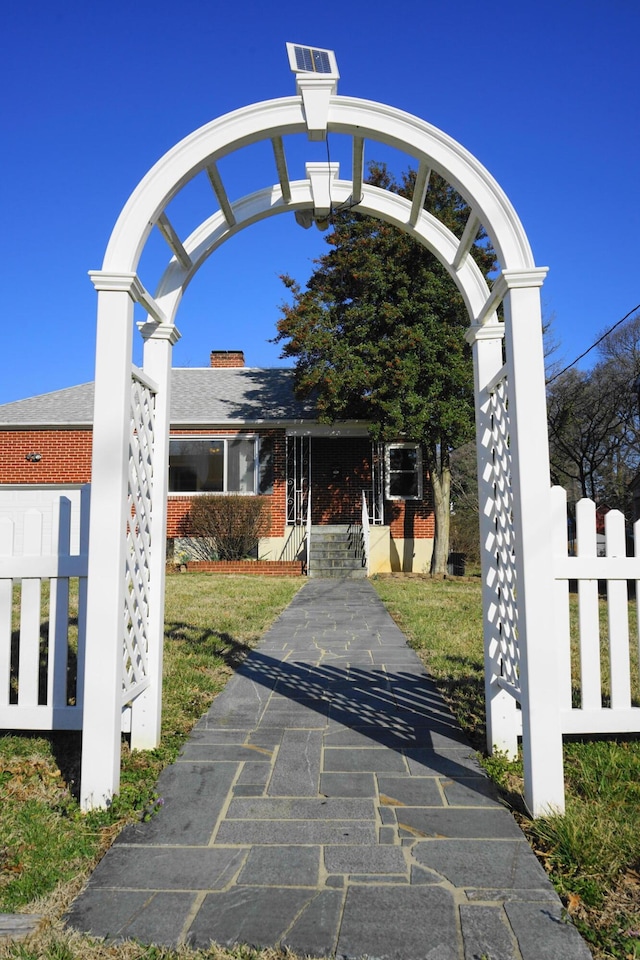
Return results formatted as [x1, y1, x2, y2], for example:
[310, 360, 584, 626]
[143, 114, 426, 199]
[546, 302, 640, 385]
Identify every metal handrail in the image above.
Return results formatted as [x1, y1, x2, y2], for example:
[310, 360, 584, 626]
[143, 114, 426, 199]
[305, 488, 312, 575]
[278, 524, 305, 561]
[361, 490, 370, 576]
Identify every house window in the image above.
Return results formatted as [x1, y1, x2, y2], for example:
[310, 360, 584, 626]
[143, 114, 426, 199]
[169, 437, 257, 494]
[385, 443, 423, 500]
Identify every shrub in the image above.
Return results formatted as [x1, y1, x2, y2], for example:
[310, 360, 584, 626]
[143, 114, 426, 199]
[185, 496, 271, 561]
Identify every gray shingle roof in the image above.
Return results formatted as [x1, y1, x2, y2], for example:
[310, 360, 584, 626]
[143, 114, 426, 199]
[0, 382, 95, 426]
[171, 368, 316, 423]
[0, 368, 317, 427]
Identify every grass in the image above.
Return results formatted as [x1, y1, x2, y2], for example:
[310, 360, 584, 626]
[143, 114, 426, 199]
[0, 933, 307, 960]
[1, 573, 308, 960]
[372, 573, 640, 960]
[2, 571, 640, 959]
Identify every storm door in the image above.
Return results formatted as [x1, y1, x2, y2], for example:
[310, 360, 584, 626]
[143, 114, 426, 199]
[370, 441, 385, 524]
[286, 435, 311, 525]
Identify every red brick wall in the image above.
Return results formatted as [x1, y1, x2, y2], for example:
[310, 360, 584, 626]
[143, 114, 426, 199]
[0, 430, 92, 484]
[0, 427, 434, 540]
[167, 496, 193, 538]
[171, 560, 303, 576]
[270, 431, 287, 534]
[0, 427, 288, 539]
[386, 493, 435, 539]
[210, 351, 245, 367]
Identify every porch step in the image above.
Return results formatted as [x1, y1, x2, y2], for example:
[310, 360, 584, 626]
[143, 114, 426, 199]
[308, 525, 367, 579]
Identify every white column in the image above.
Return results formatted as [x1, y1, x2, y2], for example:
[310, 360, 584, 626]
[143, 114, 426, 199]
[128, 321, 180, 750]
[80, 273, 138, 810]
[502, 268, 565, 816]
[467, 321, 519, 758]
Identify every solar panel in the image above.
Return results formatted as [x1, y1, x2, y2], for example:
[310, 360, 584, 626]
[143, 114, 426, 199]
[286, 42, 338, 78]
[294, 45, 331, 74]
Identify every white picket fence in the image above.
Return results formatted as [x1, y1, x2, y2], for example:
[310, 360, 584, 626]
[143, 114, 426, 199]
[3, 480, 640, 813]
[552, 485, 640, 735]
[485, 486, 640, 796]
[0, 487, 89, 730]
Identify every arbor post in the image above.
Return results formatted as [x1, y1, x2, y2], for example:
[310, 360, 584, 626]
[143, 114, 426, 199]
[503, 269, 565, 816]
[80, 273, 136, 810]
[467, 321, 519, 758]
[128, 321, 181, 749]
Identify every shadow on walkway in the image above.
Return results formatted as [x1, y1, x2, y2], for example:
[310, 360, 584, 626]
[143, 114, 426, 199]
[66, 579, 592, 960]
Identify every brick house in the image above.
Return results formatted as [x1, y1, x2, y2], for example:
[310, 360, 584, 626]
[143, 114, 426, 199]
[0, 351, 435, 573]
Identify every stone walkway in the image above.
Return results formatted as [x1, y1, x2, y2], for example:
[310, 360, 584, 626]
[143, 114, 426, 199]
[66, 580, 592, 959]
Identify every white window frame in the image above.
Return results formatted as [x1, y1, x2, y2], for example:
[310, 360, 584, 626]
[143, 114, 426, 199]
[168, 435, 259, 495]
[384, 442, 423, 501]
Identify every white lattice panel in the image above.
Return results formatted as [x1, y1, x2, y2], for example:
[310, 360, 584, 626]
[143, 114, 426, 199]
[123, 371, 155, 703]
[488, 377, 520, 695]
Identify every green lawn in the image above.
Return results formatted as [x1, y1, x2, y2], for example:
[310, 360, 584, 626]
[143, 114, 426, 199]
[1, 572, 639, 959]
[372, 574, 640, 960]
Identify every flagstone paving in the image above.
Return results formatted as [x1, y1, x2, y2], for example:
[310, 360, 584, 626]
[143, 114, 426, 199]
[66, 579, 592, 959]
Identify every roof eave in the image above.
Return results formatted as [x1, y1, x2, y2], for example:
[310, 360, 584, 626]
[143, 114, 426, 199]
[0, 422, 92, 430]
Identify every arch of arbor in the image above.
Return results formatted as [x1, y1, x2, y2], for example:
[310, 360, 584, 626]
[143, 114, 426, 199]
[81, 49, 561, 816]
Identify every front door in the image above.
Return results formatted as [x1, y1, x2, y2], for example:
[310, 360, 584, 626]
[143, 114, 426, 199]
[310, 437, 372, 524]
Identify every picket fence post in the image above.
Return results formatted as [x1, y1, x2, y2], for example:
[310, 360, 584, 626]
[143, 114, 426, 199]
[18, 511, 43, 707]
[605, 509, 632, 709]
[550, 486, 572, 712]
[0, 517, 14, 709]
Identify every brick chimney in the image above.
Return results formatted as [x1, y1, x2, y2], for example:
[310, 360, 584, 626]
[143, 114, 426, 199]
[210, 350, 245, 368]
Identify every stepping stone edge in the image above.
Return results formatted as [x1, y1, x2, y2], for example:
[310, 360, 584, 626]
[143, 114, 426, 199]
[0, 914, 43, 941]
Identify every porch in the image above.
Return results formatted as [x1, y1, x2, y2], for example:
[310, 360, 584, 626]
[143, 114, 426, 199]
[261, 434, 434, 574]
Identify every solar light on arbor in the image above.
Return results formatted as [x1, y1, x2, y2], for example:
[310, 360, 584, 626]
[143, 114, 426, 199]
[286, 43, 339, 78]
[286, 42, 339, 141]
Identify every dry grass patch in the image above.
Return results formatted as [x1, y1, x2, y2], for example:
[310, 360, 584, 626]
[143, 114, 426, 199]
[0, 922, 317, 960]
[1, 575, 304, 960]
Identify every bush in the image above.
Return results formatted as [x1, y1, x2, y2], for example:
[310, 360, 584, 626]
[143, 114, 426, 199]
[449, 511, 480, 565]
[184, 496, 271, 561]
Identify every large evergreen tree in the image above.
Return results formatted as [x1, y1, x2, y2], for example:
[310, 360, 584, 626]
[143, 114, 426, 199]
[274, 163, 496, 573]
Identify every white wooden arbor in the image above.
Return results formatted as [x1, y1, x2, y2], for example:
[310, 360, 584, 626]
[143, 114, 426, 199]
[81, 46, 561, 816]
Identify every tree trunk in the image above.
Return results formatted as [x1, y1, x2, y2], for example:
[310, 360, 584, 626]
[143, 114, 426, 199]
[429, 446, 451, 576]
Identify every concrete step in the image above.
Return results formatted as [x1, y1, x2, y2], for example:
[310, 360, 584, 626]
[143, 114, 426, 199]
[308, 567, 367, 579]
[309, 544, 364, 559]
[307, 524, 366, 579]
[310, 557, 364, 570]
[310, 524, 359, 534]
[310, 533, 355, 545]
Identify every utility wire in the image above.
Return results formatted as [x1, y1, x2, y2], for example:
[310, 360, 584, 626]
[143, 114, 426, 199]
[324, 134, 364, 221]
[325, 134, 333, 221]
[546, 302, 640, 385]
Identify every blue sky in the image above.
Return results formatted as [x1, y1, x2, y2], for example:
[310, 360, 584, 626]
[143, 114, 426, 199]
[1, 0, 638, 404]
